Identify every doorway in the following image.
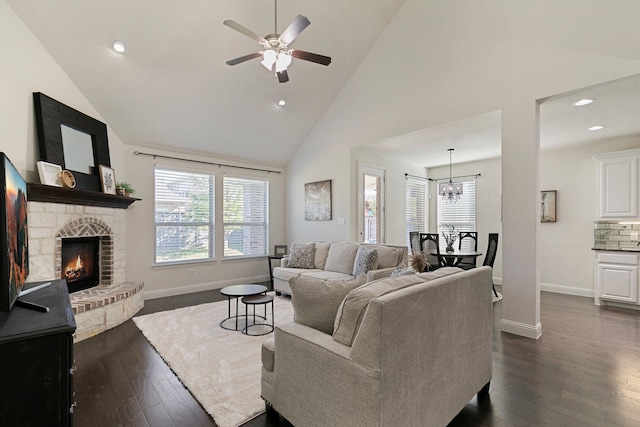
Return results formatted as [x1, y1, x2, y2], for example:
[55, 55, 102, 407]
[358, 163, 386, 244]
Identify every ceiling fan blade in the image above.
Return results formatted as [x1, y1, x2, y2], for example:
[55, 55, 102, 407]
[226, 52, 263, 66]
[291, 50, 332, 66]
[279, 15, 311, 45]
[223, 20, 266, 43]
[277, 70, 289, 83]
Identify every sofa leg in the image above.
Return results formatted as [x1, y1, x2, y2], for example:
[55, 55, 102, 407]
[275, 291, 282, 296]
[478, 381, 490, 400]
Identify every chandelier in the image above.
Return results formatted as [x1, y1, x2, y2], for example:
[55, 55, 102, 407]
[439, 149, 463, 203]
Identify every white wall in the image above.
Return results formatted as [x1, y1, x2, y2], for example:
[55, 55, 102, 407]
[350, 146, 428, 245]
[0, 0, 125, 183]
[123, 145, 286, 299]
[285, 0, 640, 246]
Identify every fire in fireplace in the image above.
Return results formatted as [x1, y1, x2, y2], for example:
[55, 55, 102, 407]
[61, 237, 100, 293]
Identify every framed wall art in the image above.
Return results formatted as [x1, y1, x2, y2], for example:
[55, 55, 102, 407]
[305, 180, 332, 221]
[541, 190, 557, 222]
[36, 161, 62, 187]
[99, 165, 117, 195]
[273, 245, 288, 257]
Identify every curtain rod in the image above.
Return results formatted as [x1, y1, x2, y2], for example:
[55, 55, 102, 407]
[404, 173, 481, 182]
[134, 151, 282, 174]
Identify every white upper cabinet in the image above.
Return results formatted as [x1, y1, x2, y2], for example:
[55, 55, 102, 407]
[594, 149, 640, 219]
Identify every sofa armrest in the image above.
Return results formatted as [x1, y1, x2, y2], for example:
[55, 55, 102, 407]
[271, 322, 382, 426]
[366, 266, 395, 281]
[280, 257, 289, 268]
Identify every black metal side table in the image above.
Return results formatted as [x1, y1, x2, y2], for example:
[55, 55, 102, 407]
[219, 284, 267, 331]
[241, 294, 275, 336]
[267, 256, 283, 289]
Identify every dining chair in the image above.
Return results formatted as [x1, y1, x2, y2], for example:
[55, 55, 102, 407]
[419, 233, 444, 271]
[482, 233, 499, 297]
[457, 231, 478, 270]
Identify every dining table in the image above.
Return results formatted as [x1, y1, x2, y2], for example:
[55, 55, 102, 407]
[429, 249, 483, 267]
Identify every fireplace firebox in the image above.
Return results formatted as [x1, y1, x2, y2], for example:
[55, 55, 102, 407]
[61, 237, 100, 293]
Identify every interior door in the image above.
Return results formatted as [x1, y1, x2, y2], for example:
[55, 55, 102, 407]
[358, 163, 386, 244]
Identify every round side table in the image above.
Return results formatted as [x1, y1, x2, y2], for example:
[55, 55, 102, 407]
[241, 294, 274, 336]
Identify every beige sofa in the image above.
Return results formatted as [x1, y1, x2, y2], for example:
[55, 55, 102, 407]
[273, 242, 408, 295]
[261, 267, 493, 427]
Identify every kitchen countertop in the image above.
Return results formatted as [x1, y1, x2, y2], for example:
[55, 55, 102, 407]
[592, 247, 640, 252]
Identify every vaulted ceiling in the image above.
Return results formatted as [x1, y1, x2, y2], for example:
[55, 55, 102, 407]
[8, 0, 406, 167]
[8, 1, 640, 170]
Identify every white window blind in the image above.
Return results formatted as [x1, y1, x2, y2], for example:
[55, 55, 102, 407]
[437, 180, 476, 250]
[223, 176, 269, 258]
[154, 168, 214, 264]
[405, 176, 427, 248]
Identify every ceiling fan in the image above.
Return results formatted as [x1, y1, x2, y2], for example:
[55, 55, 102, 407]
[223, 0, 331, 83]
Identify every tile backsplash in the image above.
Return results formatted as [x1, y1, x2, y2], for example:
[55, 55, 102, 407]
[594, 221, 640, 250]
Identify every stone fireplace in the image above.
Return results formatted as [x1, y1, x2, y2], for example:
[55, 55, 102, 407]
[27, 200, 143, 342]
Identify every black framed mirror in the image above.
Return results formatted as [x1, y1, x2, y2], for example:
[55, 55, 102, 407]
[33, 92, 111, 191]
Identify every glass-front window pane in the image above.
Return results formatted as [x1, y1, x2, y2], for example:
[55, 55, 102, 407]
[223, 176, 268, 258]
[155, 168, 214, 264]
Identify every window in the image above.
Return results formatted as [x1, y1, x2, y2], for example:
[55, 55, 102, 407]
[437, 180, 476, 250]
[154, 168, 214, 264]
[223, 176, 269, 258]
[405, 176, 426, 248]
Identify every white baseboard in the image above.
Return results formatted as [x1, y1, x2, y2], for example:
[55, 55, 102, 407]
[540, 282, 594, 298]
[144, 275, 270, 300]
[500, 319, 542, 339]
[494, 276, 593, 298]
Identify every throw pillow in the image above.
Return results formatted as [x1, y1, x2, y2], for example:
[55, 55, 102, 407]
[314, 241, 332, 270]
[289, 275, 367, 335]
[375, 246, 402, 268]
[390, 266, 417, 277]
[324, 242, 360, 275]
[287, 243, 316, 269]
[333, 274, 424, 346]
[353, 246, 379, 276]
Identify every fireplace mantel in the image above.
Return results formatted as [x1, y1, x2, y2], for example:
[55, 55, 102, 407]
[27, 183, 140, 209]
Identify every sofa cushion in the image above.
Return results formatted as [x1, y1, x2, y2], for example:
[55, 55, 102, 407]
[324, 242, 359, 275]
[353, 246, 379, 276]
[300, 270, 355, 281]
[273, 267, 322, 282]
[287, 243, 316, 269]
[289, 274, 367, 335]
[314, 242, 331, 269]
[333, 275, 424, 346]
[375, 246, 401, 268]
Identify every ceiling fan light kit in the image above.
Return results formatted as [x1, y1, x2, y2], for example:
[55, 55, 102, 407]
[224, 0, 331, 83]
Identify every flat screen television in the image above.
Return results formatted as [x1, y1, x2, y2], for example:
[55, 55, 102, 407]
[0, 152, 29, 311]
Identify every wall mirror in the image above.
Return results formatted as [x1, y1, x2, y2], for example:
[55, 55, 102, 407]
[33, 92, 111, 191]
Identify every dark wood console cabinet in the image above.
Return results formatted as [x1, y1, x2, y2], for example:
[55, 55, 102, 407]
[0, 279, 76, 426]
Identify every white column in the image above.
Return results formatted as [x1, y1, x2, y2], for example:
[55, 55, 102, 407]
[500, 101, 542, 339]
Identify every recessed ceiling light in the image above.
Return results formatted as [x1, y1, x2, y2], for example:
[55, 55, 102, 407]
[574, 98, 595, 106]
[276, 99, 286, 107]
[588, 125, 606, 131]
[112, 40, 126, 54]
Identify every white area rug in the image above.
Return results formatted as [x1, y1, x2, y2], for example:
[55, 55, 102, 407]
[133, 293, 293, 427]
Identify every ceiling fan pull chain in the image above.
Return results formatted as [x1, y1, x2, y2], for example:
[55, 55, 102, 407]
[274, 0, 278, 33]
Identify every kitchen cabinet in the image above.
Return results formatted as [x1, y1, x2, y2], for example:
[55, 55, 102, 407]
[594, 151, 639, 219]
[595, 252, 639, 305]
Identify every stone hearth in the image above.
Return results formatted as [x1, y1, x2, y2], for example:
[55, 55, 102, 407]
[27, 201, 143, 342]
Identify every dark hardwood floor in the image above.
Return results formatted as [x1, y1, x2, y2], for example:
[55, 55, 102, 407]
[73, 287, 640, 426]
